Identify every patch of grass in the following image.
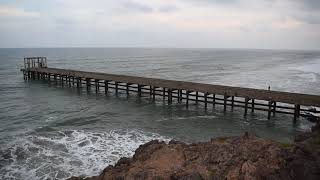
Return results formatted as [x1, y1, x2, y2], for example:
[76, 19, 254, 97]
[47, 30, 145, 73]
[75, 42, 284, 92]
[215, 137, 228, 143]
[207, 169, 216, 179]
[278, 142, 294, 149]
[311, 135, 320, 145]
[154, 176, 165, 180]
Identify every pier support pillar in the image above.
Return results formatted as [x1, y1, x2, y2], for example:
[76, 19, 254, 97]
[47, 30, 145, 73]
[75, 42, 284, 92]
[126, 83, 130, 96]
[296, 104, 300, 118]
[268, 101, 272, 120]
[138, 85, 142, 97]
[104, 80, 109, 94]
[95, 79, 99, 92]
[170, 89, 173, 104]
[177, 90, 180, 103]
[186, 90, 190, 108]
[68, 76, 71, 86]
[162, 88, 166, 100]
[149, 86, 152, 97]
[204, 93, 208, 110]
[61, 75, 64, 87]
[115, 82, 118, 95]
[86, 78, 91, 90]
[168, 89, 172, 105]
[244, 97, 249, 116]
[293, 104, 300, 123]
[196, 91, 199, 104]
[251, 99, 255, 112]
[224, 94, 228, 112]
[213, 94, 216, 107]
[231, 96, 234, 109]
[54, 74, 57, 83]
[76, 77, 80, 88]
[152, 87, 156, 101]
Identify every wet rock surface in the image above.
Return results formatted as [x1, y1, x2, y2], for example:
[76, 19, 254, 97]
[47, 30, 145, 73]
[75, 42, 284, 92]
[69, 125, 320, 180]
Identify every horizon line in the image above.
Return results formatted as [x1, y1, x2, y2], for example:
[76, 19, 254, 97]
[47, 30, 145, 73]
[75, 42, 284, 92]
[0, 46, 319, 52]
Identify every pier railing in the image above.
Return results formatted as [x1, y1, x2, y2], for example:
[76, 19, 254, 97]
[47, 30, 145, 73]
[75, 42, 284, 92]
[21, 57, 320, 123]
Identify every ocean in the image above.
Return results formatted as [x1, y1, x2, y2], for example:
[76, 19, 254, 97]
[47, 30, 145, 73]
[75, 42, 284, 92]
[0, 48, 319, 179]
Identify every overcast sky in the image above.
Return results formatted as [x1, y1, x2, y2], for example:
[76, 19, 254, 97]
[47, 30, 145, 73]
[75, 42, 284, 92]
[0, 0, 319, 49]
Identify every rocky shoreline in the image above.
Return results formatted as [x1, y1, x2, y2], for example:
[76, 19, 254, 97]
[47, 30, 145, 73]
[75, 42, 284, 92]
[69, 124, 320, 180]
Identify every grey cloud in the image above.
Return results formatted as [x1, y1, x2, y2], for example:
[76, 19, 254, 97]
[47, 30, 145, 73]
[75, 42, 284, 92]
[122, 1, 153, 13]
[185, 0, 238, 6]
[295, 14, 320, 25]
[288, 0, 320, 24]
[55, 18, 77, 25]
[303, 17, 320, 24]
[301, 0, 320, 10]
[192, 0, 237, 3]
[158, 5, 178, 13]
[188, 0, 320, 10]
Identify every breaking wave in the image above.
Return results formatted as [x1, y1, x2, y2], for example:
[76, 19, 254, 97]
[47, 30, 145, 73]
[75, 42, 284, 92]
[0, 129, 170, 180]
[290, 59, 320, 74]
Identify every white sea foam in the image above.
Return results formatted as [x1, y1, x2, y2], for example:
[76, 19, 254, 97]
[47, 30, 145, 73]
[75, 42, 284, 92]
[287, 59, 320, 83]
[0, 129, 170, 180]
[290, 59, 320, 74]
[296, 73, 317, 82]
[156, 115, 216, 122]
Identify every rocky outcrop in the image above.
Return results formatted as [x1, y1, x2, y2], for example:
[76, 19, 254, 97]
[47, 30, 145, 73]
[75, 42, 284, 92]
[69, 125, 320, 180]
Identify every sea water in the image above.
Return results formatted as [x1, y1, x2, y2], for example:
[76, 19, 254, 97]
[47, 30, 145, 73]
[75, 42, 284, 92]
[0, 48, 319, 179]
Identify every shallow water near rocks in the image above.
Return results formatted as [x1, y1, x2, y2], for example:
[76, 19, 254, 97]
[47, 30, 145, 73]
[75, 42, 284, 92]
[0, 48, 319, 179]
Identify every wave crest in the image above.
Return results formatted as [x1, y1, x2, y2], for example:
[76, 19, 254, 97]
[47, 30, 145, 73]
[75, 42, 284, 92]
[0, 129, 170, 180]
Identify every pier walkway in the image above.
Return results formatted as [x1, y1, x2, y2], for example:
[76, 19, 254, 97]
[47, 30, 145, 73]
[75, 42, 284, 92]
[21, 57, 320, 122]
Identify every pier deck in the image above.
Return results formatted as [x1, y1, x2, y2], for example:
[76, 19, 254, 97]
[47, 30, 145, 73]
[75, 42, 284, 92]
[21, 57, 320, 122]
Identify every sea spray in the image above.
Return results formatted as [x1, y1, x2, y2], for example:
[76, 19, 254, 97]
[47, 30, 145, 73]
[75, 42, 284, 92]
[0, 129, 170, 179]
